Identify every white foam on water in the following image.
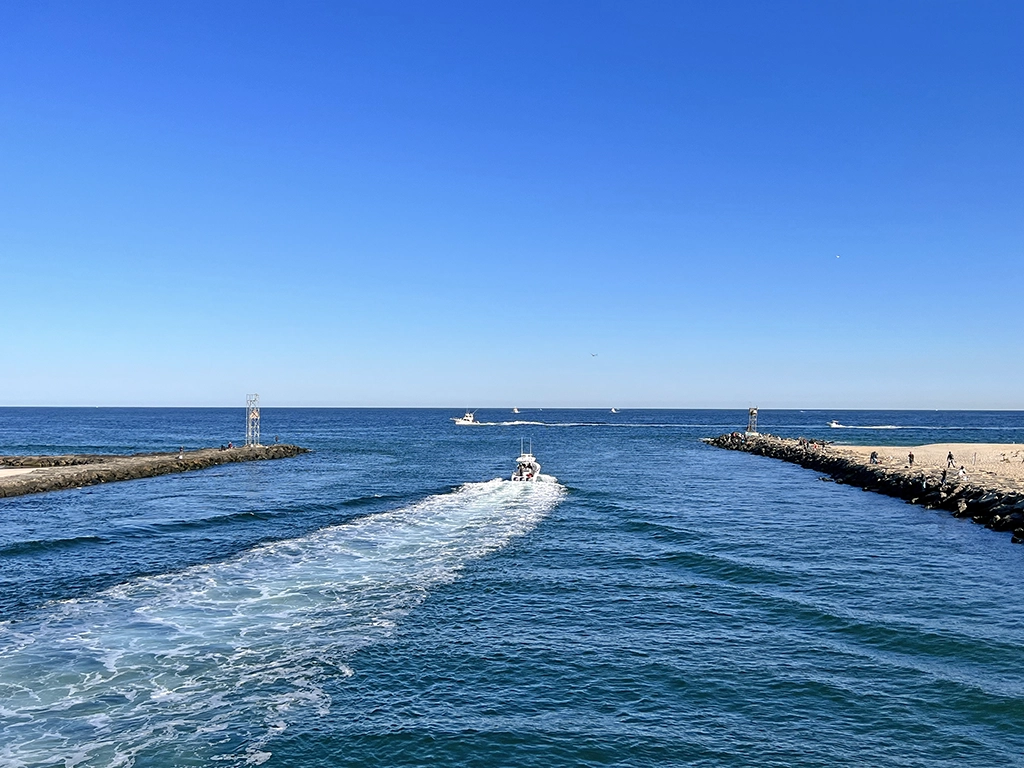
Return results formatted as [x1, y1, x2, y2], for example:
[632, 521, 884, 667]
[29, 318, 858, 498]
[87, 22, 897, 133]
[466, 420, 721, 428]
[0, 478, 565, 767]
[829, 423, 900, 429]
[829, 423, 1024, 431]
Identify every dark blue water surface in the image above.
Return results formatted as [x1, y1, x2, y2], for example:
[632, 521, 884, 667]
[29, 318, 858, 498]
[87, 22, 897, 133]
[2, 408, 1024, 767]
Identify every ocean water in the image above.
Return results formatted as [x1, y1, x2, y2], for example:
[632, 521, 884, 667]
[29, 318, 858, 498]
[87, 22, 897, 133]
[2, 408, 1024, 767]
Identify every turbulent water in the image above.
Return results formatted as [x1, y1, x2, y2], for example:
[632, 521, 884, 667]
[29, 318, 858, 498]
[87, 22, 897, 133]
[2, 408, 1024, 767]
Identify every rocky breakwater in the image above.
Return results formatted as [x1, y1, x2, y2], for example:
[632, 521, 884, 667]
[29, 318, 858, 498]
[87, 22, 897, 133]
[704, 433, 1024, 544]
[0, 444, 310, 499]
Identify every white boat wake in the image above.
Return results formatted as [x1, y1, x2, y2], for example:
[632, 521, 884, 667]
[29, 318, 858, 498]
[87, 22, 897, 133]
[829, 422, 900, 430]
[0, 479, 565, 767]
[826, 423, 1023, 431]
[458, 420, 726, 428]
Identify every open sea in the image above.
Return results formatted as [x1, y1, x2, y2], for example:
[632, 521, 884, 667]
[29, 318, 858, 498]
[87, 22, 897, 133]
[2, 407, 1024, 768]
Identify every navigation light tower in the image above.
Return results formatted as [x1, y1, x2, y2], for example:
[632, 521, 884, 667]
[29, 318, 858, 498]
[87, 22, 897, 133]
[246, 394, 261, 446]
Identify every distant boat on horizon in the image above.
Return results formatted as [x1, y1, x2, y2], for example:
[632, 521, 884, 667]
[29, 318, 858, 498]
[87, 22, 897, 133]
[512, 407, 519, 414]
[610, 408, 620, 414]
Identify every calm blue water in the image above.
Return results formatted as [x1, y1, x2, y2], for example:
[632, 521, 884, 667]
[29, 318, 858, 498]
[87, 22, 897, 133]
[2, 408, 1024, 767]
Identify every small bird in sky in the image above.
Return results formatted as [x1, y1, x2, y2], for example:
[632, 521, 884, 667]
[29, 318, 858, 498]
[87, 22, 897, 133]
[836, 254, 841, 258]
[591, 353, 598, 357]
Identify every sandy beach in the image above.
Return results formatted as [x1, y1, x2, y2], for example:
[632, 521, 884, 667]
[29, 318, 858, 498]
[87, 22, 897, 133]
[833, 443, 1024, 493]
[0, 467, 42, 479]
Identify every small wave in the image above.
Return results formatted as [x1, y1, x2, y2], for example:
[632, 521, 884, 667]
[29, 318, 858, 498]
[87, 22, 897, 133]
[0, 478, 565, 766]
[146, 510, 277, 533]
[337, 491, 424, 509]
[121, 497, 417, 538]
[0, 535, 108, 557]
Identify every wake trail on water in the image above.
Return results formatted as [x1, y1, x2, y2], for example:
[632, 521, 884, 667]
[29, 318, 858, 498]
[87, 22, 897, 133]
[828, 424, 900, 430]
[0, 478, 565, 768]
[829, 424, 1024, 431]
[462, 421, 738, 428]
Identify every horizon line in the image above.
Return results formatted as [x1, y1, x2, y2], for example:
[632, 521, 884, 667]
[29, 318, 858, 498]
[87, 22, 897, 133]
[1, 405, 1023, 412]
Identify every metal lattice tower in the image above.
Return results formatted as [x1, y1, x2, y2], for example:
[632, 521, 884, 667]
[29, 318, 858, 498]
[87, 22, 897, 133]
[746, 407, 758, 435]
[246, 394, 261, 446]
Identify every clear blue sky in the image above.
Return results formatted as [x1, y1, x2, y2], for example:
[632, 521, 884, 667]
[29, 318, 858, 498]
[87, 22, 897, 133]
[1, 1, 1021, 408]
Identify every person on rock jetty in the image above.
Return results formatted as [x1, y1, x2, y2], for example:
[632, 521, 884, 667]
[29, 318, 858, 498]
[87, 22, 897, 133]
[958, 465, 968, 481]
[947, 451, 956, 468]
[908, 451, 915, 467]
[869, 451, 879, 464]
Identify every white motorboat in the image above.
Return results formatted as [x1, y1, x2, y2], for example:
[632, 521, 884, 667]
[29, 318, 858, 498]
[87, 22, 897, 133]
[511, 439, 541, 481]
[828, 420, 842, 428]
[610, 408, 619, 414]
[512, 407, 519, 414]
[452, 411, 478, 425]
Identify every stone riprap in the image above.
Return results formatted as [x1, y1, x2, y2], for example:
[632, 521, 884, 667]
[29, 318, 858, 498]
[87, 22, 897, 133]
[0, 444, 310, 498]
[704, 433, 1024, 543]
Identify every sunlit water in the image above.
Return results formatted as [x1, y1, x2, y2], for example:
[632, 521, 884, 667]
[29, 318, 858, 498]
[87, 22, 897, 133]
[2, 409, 1024, 767]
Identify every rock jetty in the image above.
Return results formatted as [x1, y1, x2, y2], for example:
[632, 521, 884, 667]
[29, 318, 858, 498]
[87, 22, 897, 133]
[0, 444, 310, 499]
[705, 433, 1024, 544]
